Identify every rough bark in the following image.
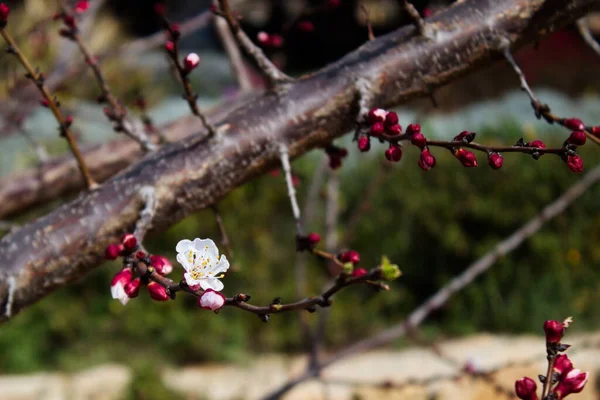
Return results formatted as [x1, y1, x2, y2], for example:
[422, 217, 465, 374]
[0, 0, 597, 323]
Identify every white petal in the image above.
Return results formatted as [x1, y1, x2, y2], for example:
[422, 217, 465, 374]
[175, 239, 193, 253]
[118, 295, 130, 306]
[213, 255, 230, 274]
[184, 272, 201, 287]
[200, 278, 224, 292]
[192, 238, 219, 258]
[111, 282, 124, 299]
[176, 253, 193, 271]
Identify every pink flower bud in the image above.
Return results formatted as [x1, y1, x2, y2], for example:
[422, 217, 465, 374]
[270, 34, 284, 48]
[563, 118, 585, 131]
[340, 250, 360, 265]
[164, 40, 175, 52]
[121, 233, 137, 251]
[257, 31, 270, 45]
[418, 148, 436, 171]
[367, 108, 387, 124]
[64, 115, 74, 126]
[455, 148, 478, 167]
[135, 250, 147, 259]
[74, 1, 89, 13]
[150, 255, 173, 275]
[183, 53, 200, 72]
[553, 369, 589, 399]
[198, 288, 226, 312]
[515, 377, 538, 400]
[147, 281, 169, 301]
[566, 155, 583, 173]
[124, 277, 141, 298]
[567, 131, 586, 146]
[105, 243, 124, 260]
[410, 133, 426, 148]
[384, 144, 403, 162]
[591, 126, 600, 136]
[384, 111, 399, 127]
[406, 124, 421, 135]
[358, 136, 370, 152]
[543, 320, 564, 343]
[40, 99, 50, 108]
[553, 354, 574, 379]
[453, 130, 475, 142]
[0, 3, 10, 23]
[110, 268, 133, 305]
[488, 153, 503, 170]
[351, 268, 367, 278]
[529, 140, 546, 149]
[307, 232, 321, 245]
[370, 122, 385, 137]
[297, 20, 315, 32]
[386, 124, 402, 136]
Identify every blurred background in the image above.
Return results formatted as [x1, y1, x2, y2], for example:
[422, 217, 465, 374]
[1, 0, 600, 399]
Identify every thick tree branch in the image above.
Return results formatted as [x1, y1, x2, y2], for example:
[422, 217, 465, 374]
[0, 0, 597, 322]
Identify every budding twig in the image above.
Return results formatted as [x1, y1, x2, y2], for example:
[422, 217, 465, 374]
[0, 27, 96, 189]
[214, 0, 293, 88]
[59, 5, 156, 151]
[501, 40, 600, 146]
[263, 162, 600, 399]
[211, 205, 234, 263]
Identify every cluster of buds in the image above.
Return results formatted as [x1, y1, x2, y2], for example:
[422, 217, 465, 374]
[296, 232, 321, 252]
[339, 250, 367, 278]
[515, 318, 588, 400]
[106, 234, 173, 304]
[257, 31, 284, 48]
[55, 1, 89, 39]
[325, 144, 348, 169]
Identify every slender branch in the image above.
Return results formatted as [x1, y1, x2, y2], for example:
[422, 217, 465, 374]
[500, 40, 600, 146]
[211, 205, 234, 262]
[214, 11, 253, 92]
[577, 17, 600, 57]
[214, 0, 293, 87]
[0, 27, 96, 189]
[279, 143, 302, 235]
[402, 0, 428, 37]
[263, 162, 600, 398]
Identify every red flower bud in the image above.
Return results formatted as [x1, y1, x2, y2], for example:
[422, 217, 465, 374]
[553, 354, 574, 379]
[270, 34, 284, 48]
[543, 320, 564, 343]
[455, 148, 478, 168]
[384, 144, 403, 162]
[135, 250, 147, 259]
[257, 31, 270, 45]
[563, 118, 584, 132]
[529, 140, 546, 149]
[328, 156, 342, 170]
[515, 377, 538, 400]
[124, 278, 141, 298]
[351, 268, 367, 278]
[40, 99, 50, 107]
[307, 232, 321, 245]
[64, 115, 74, 126]
[453, 130, 475, 142]
[74, 1, 89, 13]
[367, 108, 387, 124]
[153, 3, 167, 16]
[110, 268, 133, 288]
[553, 369, 589, 399]
[370, 122, 385, 137]
[296, 20, 315, 32]
[164, 40, 175, 53]
[105, 243, 124, 260]
[591, 126, 600, 137]
[183, 53, 200, 72]
[150, 255, 173, 275]
[410, 133, 426, 148]
[62, 14, 76, 29]
[386, 124, 402, 136]
[567, 131, 586, 146]
[566, 155, 583, 173]
[406, 124, 421, 135]
[357, 136, 370, 152]
[384, 111, 399, 127]
[121, 233, 137, 251]
[0, 3, 10, 23]
[147, 281, 169, 301]
[418, 148, 436, 171]
[340, 250, 360, 265]
[488, 153, 503, 170]
[328, 0, 341, 8]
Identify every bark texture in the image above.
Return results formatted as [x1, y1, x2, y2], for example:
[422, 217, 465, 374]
[1, 0, 598, 322]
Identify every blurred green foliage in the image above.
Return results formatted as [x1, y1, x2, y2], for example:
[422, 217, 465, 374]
[1, 123, 600, 394]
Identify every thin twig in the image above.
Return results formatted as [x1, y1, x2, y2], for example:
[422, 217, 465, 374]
[214, 11, 253, 92]
[214, 0, 293, 88]
[500, 39, 600, 146]
[263, 162, 600, 399]
[577, 17, 600, 57]
[0, 27, 96, 189]
[211, 205, 234, 262]
[402, 0, 427, 37]
[279, 143, 302, 235]
[360, 4, 375, 41]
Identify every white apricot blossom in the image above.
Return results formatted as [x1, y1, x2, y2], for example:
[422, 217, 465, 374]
[198, 289, 226, 312]
[176, 238, 229, 291]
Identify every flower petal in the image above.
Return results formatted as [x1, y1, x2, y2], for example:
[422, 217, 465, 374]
[200, 278, 224, 292]
[176, 239, 193, 253]
[213, 255, 230, 275]
[192, 238, 219, 258]
[176, 253, 193, 271]
[184, 272, 201, 287]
